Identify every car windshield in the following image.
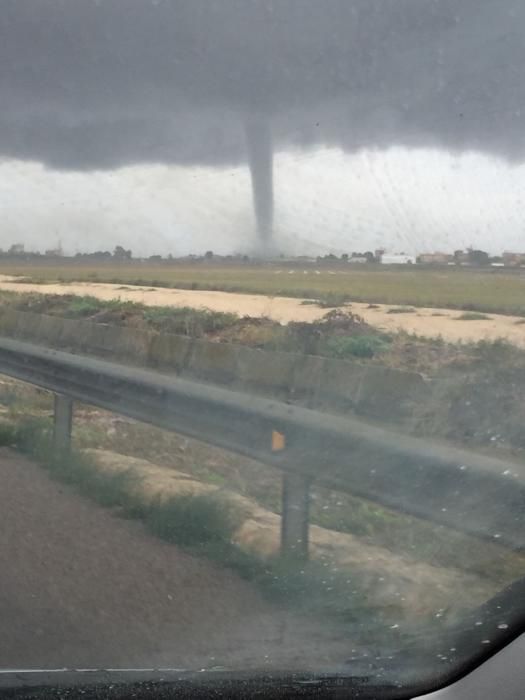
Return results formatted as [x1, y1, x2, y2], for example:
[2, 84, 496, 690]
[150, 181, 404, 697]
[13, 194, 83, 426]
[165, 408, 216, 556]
[0, 1, 524, 697]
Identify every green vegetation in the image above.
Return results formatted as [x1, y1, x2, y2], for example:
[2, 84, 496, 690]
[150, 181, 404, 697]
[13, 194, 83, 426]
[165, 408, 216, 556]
[455, 312, 491, 321]
[143, 306, 237, 335]
[3, 261, 525, 315]
[146, 492, 242, 547]
[0, 291, 395, 361]
[0, 291, 240, 338]
[325, 334, 390, 359]
[3, 287, 522, 372]
[0, 291, 136, 320]
[64, 295, 139, 317]
[66, 295, 107, 317]
[468, 337, 516, 359]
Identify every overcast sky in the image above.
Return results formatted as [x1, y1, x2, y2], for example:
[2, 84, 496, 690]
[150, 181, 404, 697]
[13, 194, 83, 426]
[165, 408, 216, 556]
[2, 145, 524, 257]
[1, 1, 524, 255]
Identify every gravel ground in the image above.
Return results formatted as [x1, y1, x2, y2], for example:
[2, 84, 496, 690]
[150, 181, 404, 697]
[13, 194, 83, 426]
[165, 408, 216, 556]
[0, 448, 348, 671]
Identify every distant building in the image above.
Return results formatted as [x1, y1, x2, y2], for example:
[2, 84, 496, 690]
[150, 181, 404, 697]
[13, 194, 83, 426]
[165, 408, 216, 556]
[502, 251, 525, 267]
[380, 253, 416, 265]
[453, 250, 470, 265]
[417, 252, 453, 265]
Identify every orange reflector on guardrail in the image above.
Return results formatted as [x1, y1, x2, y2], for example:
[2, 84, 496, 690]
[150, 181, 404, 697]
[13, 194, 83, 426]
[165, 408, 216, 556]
[272, 430, 286, 452]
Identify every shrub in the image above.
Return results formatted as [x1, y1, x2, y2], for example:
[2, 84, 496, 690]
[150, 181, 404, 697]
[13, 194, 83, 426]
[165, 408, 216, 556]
[456, 312, 491, 321]
[471, 338, 516, 361]
[7, 415, 51, 452]
[387, 306, 415, 314]
[143, 307, 237, 336]
[146, 492, 241, 547]
[317, 292, 352, 308]
[325, 334, 390, 359]
[66, 296, 104, 317]
[0, 421, 18, 446]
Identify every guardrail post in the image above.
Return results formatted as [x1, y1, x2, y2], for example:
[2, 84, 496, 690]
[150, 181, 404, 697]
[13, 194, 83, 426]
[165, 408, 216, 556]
[53, 394, 73, 453]
[281, 472, 311, 559]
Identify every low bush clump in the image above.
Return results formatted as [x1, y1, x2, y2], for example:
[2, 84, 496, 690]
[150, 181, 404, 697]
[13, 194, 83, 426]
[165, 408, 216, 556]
[325, 334, 390, 359]
[145, 492, 242, 547]
[456, 312, 491, 321]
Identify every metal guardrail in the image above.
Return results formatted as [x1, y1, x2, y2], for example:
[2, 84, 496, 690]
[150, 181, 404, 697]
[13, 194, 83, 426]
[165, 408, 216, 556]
[0, 335, 523, 556]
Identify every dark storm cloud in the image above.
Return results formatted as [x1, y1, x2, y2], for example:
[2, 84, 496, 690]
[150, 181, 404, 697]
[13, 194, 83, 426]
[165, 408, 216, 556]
[0, 0, 524, 170]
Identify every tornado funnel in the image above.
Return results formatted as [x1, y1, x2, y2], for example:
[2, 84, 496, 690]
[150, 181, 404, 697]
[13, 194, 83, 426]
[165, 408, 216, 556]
[245, 116, 274, 249]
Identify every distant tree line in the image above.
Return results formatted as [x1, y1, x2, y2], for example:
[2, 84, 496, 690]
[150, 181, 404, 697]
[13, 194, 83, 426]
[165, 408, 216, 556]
[0, 242, 519, 267]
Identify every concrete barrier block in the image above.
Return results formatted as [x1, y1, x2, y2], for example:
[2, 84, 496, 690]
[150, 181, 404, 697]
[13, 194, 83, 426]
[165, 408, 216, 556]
[78, 322, 126, 359]
[235, 346, 295, 400]
[316, 359, 366, 412]
[184, 338, 239, 384]
[117, 326, 151, 364]
[32, 314, 64, 346]
[56, 317, 83, 352]
[0, 310, 430, 427]
[355, 366, 428, 421]
[0, 309, 20, 336]
[68, 322, 151, 364]
[148, 333, 193, 373]
[14, 311, 43, 340]
[289, 354, 326, 406]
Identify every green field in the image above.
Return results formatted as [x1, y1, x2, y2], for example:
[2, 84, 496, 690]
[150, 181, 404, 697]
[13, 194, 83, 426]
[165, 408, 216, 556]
[1, 261, 524, 315]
